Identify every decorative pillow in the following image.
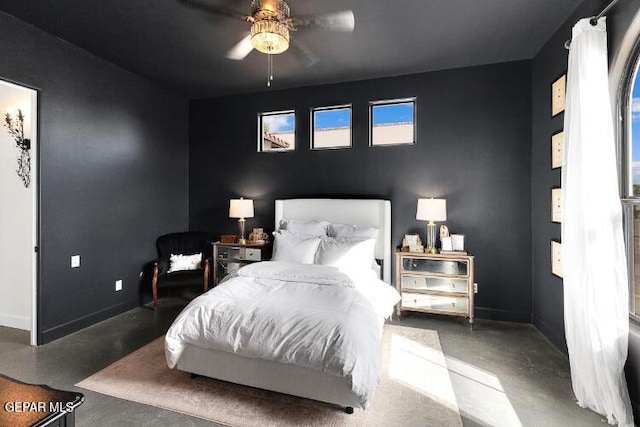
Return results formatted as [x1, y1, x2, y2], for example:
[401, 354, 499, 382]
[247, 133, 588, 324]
[168, 253, 202, 273]
[278, 219, 330, 237]
[271, 231, 322, 264]
[316, 237, 377, 271]
[328, 223, 379, 240]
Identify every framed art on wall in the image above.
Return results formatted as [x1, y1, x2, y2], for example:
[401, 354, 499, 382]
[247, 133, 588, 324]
[551, 240, 563, 278]
[551, 187, 562, 223]
[551, 131, 564, 169]
[551, 74, 566, 117]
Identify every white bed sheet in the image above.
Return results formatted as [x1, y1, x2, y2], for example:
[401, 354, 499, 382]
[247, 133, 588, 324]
[165, 261, 399, 408]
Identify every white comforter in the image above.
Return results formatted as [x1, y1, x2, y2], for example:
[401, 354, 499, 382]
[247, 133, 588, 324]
[165, 261, 400, 408]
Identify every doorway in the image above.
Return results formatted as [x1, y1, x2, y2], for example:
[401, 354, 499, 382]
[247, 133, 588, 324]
[0, 79, 38, 345]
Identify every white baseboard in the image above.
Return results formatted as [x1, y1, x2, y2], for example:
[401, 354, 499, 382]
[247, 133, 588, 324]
[0, 312, 30, 331]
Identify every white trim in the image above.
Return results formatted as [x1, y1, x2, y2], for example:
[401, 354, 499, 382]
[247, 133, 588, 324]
[0, 313, 30, 331]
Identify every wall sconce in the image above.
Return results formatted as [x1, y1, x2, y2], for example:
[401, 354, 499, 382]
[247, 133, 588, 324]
[4, 109, 31, 188]
[229, 197, 255, 244]
[416, 198, 447, 253]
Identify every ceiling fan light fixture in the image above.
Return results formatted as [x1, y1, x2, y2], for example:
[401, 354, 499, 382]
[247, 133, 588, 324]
[250, 20, 290, 54]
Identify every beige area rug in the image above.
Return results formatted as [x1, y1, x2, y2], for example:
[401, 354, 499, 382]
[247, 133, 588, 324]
[77, 325, 462, 427]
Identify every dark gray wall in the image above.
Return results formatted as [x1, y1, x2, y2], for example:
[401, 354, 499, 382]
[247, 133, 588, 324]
[189, 61, 533, 322]
[0, 11, 189, 343]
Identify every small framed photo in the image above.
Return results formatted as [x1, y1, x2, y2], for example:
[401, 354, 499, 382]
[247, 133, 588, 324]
[551, 187, 562, 223]
[551, 74, 566, 117]
[551, 131, 564, 169]
[451, 234, 465, 251]
[551, 240, 563, 278]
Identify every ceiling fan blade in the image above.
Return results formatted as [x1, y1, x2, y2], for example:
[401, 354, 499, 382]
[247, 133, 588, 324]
[226, 34, 254, 60]
[177, 0, 249, 22]
[289, 39, 319, 68]
[290, 10, 355, 32]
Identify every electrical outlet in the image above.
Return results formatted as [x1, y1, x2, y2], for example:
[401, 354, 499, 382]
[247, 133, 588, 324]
[473, 282, 478, 294]
[115, 280, 122, 291]
[71, 255, 80, 268]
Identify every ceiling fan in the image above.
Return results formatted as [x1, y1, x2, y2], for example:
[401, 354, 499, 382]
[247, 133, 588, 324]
[178, 0, 355, 66]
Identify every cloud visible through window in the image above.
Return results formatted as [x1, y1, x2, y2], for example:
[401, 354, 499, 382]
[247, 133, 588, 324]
[263, 114, 294, 133]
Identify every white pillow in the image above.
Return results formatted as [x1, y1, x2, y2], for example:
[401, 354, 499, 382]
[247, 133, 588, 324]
[278, 219, 330, 236]
[328, 223, 379, 240]
[271, 231, 322, 264]
[316, 237, 377, 271]
[168, 253, 202, 273]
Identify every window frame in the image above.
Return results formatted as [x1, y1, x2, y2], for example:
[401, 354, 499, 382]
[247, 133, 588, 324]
[257, 110, 296, 153]
[310, 104, 352, 150]
[368, 97, 417, 147]
[619, 36, 640, 321]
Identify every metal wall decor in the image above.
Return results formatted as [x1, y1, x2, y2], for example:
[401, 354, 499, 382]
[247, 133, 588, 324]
[4, 109, 31, 188]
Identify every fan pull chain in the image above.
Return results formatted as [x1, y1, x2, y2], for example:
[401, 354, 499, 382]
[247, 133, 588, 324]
[266, 54, 275, 87]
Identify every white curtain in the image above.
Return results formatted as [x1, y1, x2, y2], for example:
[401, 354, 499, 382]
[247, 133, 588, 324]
[562, 18, 633, 426]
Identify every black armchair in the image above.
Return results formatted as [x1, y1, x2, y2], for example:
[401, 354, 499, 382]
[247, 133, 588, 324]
[152, 232, 212, 308]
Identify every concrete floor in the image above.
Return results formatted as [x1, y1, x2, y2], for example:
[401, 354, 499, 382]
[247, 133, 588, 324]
[0, 302, 608, 427]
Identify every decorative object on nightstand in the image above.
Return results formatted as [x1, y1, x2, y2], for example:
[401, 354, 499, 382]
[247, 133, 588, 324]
[396, 250, 475, 328]
[229, 197, 254, 244]
[416, 198, 447, 254]
[401, 233, 423, 253]
[249, 227, 269, 244]
[212, 241, 271, 285]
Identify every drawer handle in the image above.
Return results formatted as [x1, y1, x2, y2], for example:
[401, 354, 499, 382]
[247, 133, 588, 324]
[414, 299, 417, 303]
[451, 302, 456, 307]
[412, 262, 418, 268]
[451, 283, 455, 289]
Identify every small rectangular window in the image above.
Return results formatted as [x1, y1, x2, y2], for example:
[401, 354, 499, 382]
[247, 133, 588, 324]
[311, 105, 351, 150]
[369, 98, 416, 146]
[258, 110, 295, 152]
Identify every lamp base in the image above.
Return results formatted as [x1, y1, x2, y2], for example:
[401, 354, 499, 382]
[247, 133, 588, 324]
[425, 221, 437, 254]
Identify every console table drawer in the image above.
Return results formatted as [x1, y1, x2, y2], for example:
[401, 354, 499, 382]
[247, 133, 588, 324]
[401, 276, 468, 294]
[401, 258, 467, 275]
[402, 293, 469, 313]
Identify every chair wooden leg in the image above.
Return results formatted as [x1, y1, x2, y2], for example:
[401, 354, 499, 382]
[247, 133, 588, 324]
[152, 262, 159, 309]
[203, 259, 210, 292]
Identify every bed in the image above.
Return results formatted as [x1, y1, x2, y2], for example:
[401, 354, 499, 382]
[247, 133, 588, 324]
[165, 198, 396, 412]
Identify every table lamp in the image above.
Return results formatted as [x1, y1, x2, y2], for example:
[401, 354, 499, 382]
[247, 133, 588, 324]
[229, 197, 254, 244]
[416, 198, 447, 254]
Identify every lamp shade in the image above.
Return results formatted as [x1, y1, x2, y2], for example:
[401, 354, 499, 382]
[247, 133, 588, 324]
[416, 198, 447, 221]
[229, 198, 254, 219]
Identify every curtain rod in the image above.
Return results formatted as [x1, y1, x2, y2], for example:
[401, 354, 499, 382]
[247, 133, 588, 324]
[564, 0, 622, 49]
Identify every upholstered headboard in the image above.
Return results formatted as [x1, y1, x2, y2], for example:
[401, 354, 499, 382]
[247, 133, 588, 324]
[275, 199, 392, 284]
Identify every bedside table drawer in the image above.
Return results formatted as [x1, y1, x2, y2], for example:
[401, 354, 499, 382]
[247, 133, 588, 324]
[401, 276, 468, 294]
[244, 248, 262, 261]
[401, 258, 467, 275]
[402, 293, 468, 313]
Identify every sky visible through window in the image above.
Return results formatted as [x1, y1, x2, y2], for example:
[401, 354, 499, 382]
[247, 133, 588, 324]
[262, 113, 294, 133]
[372, 102, 414, 125]
[315, 108, 350, 129]
[633, 71, 640, 193]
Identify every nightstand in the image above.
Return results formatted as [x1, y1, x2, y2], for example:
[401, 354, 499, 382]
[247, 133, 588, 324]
[395, 251, 475, 328]
[212, 241, 271, 285]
